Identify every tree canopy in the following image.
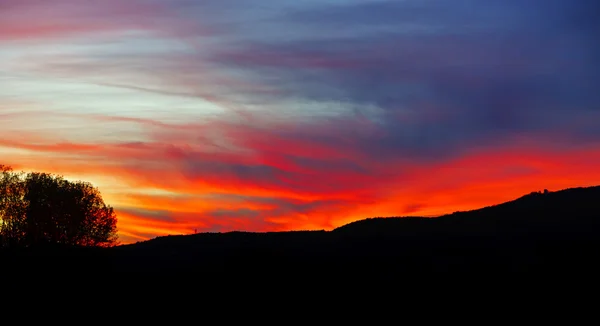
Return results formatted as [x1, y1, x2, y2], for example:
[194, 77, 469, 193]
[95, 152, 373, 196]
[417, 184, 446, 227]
[0, 165, 118, 248]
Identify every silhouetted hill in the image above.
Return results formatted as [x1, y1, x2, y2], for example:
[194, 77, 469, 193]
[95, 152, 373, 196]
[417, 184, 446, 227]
[2, 185, 600, 278]
[334, 185, 600, 236]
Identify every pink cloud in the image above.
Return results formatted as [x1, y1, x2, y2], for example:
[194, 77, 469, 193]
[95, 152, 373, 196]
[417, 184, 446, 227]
[3, 114, 600, 243]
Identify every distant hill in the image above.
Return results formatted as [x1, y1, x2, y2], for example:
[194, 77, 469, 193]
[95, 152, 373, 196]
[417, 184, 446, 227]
[2, 185, 600, 277]
[334, 185, 600, 236]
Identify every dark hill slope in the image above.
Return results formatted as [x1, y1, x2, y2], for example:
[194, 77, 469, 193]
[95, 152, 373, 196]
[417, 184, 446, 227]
[107, 185, 600, 274]
[2, 186, 599, 276]
[334, 185, 600, 236]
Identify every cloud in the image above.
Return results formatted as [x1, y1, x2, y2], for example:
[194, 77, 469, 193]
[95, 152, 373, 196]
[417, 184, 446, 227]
[206, 0, 600, 161]
[0, 0, 222, 41]
[1, 0, 599, 242]
[3, 114, 600, 242]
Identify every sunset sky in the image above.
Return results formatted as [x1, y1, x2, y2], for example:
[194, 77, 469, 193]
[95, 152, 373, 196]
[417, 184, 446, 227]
[1, 0, 599, 243]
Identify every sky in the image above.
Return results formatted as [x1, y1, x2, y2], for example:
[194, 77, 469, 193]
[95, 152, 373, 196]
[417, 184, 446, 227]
[1, 0, 599, 244]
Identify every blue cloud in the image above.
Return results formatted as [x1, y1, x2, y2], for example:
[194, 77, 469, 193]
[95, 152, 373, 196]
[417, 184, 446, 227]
[197, 0, 600, 161]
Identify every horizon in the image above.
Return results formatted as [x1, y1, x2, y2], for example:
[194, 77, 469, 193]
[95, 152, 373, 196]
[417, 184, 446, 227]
[1, 0, 599, 244]
[87, 184, 600, 245]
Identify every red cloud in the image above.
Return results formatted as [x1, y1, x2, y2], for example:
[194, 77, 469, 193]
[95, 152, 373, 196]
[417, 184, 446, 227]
[2, 115, 600, 243]
[0, 0, 219, 41]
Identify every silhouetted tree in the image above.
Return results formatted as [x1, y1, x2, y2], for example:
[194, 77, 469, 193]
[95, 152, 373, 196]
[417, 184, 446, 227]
[0, 165, 118, 248]
[0, 165, 27, 247]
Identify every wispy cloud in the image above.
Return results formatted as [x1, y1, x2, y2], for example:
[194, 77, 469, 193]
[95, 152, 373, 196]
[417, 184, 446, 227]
[1, 0, 599, 242]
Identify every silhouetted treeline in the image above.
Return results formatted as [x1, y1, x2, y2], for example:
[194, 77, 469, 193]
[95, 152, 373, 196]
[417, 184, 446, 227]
[0, 165, 118, 248]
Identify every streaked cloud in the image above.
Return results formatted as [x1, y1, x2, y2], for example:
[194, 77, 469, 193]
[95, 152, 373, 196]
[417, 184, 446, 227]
[1, 0, 599, 243]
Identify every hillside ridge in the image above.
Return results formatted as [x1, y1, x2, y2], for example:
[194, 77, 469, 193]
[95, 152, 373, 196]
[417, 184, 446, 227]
[127, 185, 600, 246]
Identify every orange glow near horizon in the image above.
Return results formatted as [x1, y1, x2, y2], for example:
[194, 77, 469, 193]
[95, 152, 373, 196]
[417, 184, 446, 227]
[3, 132, 600, 244]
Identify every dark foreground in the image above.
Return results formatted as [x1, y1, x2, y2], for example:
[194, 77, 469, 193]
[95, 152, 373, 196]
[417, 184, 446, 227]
[2, 186, 600, 280]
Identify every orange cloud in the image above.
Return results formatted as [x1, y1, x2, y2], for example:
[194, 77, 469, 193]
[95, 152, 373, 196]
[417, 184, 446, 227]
[2, 116, 600, 244]
[2, 0, 599, 246]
